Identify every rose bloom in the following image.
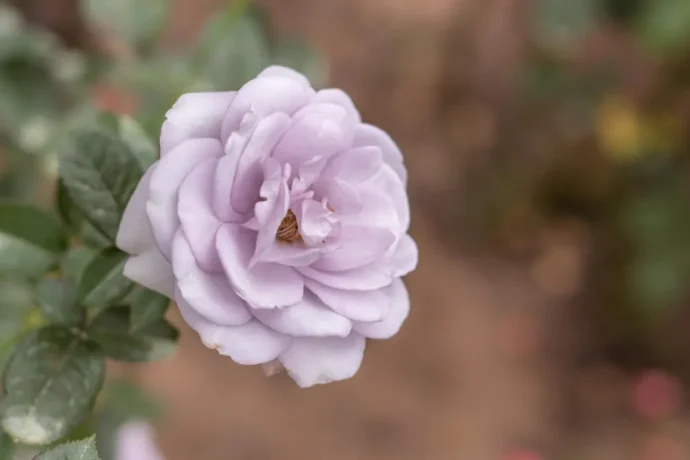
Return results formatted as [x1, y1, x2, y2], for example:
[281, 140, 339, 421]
[115, 421, 165, 460]
[117, 66, 418, 387]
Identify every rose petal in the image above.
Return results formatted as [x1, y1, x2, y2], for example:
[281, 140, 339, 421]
[311, 226, 395, 272]
[253, 241, 323, 267]
[258, 65, 311, 88]
[147, 138, 223, 258]
[213, 154, 245, 222]
[115, 421, 165, 460]
[279, 333, 366, 388]
[117, 164, 156, 254]
[230, 112, 292, 214]
[221, 76, 314, 145]
[298, 262, 393, 291]
[272, 103, 355, 168]
[353, 278, 409, 339]
[216, 224, 304, 308]
[353, 123, 407, 186]
[252, 292, 352, 337]
[390, 234, 418, 277]
[123, 248, 174, 298]
[305, 279, 390, 322]
[313, 88, 361, 123]
[176, 289, 290, 365]
[178, 158, 224, 272]
[161, 91, 235, 157]
[252, 162, 289, 265]
[322, 146, 383, 184]
[295, 199, 334, 246]
[172, 231, 251, 326]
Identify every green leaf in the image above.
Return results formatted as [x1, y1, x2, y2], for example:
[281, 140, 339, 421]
[78, 248, 134, 317]
[56, 179, 83, 231]
[0, 204, 67, 278]
[532, 0, 601, 48]
[196, 4, 270, 90]
[97, 113, 157, 169]
[637, 0, 690, 54]
[88, 307, 178, 362]
[34, 436, 100, 460]
[35, 279, 82, 326]
[127, 287, 169, 332]
[61, 247, 97, 284]
[59, 130, 144, 242]
[0, 431, 14, 460]
[0, 327, 105, 445]
[81, 0, 168, 48]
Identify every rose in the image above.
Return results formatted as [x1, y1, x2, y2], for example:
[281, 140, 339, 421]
[116, 65, 418, 387]
[115, 421, 165, 460]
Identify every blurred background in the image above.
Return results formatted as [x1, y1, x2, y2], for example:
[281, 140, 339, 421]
[1, 0, 690, 458]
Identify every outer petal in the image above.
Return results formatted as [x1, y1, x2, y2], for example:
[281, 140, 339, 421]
[298, 263, 393, 291]
[221, 76, 314, 145]
[161, 91, 235, 157]
[117, 164, 156, 254]
[353, 124, 407, 186]
[252, 293, 352, 337]
[305, 279, 390, 322]
[313, 88, 361, 124]
[115, 421, 165, 460]
[147, 138, 223, 258]
[176, 289, 289, 365]
[172, 231, 251, 326]
[279, 333, 366, 388]
[272, 103, 354, 168]
[123, 248, 174, 298]
[353, 278, 409, 339]
[177, 158, 223, 272]
[390, 234, 419, 277]
[230, 113, 292, 214]
[216, 224, 304, 309]
[258, 65, 311, 88]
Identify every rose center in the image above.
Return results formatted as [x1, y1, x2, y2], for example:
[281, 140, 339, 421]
[276, 209, 301, 242]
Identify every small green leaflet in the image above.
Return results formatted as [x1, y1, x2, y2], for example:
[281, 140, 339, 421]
[0, 204, 67, 278]
[34, 435, 100, 460]
[78, 248, 134, 317]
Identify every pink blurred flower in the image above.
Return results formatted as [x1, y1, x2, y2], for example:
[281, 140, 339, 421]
[115, 421, 165, 460]
[117, 65, 417, 387]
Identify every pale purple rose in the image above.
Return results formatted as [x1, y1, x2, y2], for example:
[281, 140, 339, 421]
[114, 421, 165, 460]
[116, 65, 418, 387]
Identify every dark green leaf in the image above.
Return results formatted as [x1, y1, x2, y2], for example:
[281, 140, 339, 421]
[97, 113, 157, 169]
[0, 327, 105, 445]
[127, 287, 169, 332]
[57, 179, 83, 230]
[0, 431, 14, 460]
[88, 307, 178, 362]
[0, 204, 67, 277]
[35, 279, 82, 326]
[59, 130, 144, 242]
[78, 248, 134, 317]
[34, 436, 100, 460]
[61, 247, 97, 284]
